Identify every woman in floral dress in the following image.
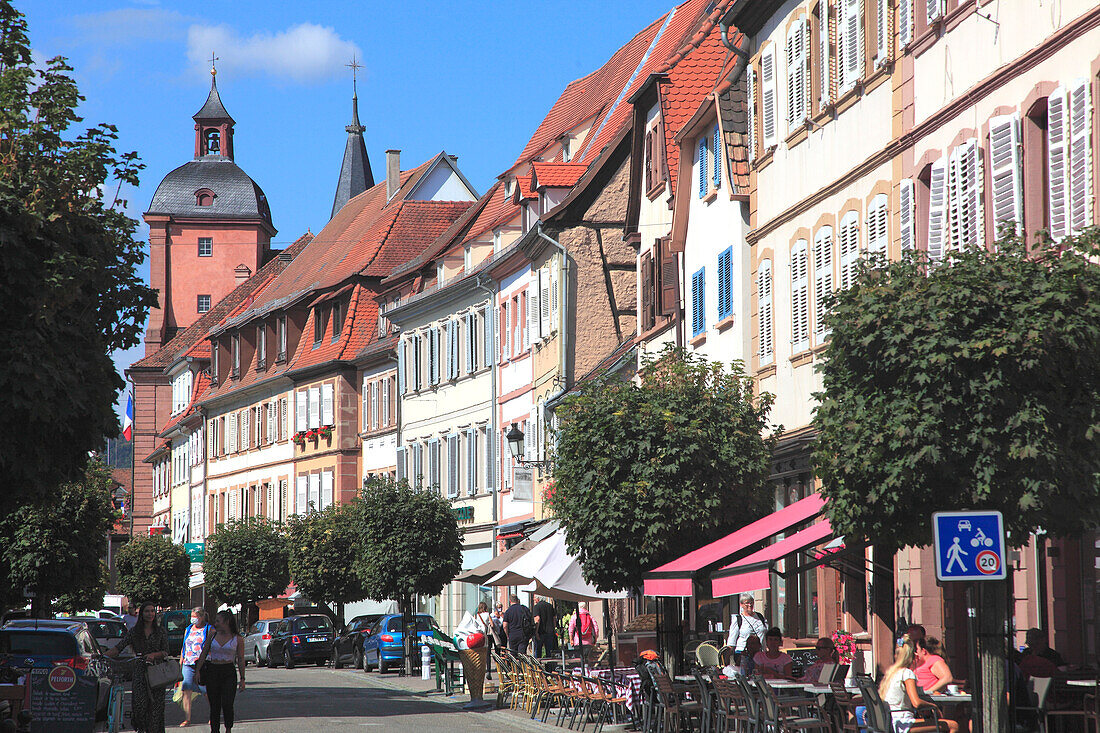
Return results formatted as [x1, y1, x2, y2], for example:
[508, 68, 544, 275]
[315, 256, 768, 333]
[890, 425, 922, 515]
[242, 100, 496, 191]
[107, 602, 169, 733]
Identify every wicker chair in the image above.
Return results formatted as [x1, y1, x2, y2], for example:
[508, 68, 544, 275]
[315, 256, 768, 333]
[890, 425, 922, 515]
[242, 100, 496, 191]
[697, 642, 722, 669]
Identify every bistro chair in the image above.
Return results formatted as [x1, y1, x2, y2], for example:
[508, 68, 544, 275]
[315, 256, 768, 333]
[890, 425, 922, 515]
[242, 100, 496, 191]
[1015, 676, 1053, 733]
[1046, 677, 1099, 733]
[829, 680, 864, 733]
[814, 663, 837, 684]
[754, 674, 830, 733]
[692, 666, 718, 733]
[654, 669, 706, 733]
[697, 642, 722, 669]
[733, 675, 764, 733]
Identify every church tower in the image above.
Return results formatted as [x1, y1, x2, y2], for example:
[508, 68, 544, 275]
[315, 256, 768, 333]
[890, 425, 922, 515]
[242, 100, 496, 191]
[330, 60, 374, 219]
[143, 65, 277, 355]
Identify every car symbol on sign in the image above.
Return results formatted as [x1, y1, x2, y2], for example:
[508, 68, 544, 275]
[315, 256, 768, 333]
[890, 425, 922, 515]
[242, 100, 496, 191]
[957, 520, 971, 532]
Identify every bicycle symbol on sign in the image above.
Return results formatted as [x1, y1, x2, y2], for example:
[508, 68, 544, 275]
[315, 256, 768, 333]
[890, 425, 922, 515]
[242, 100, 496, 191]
[970, 528, 994, 548]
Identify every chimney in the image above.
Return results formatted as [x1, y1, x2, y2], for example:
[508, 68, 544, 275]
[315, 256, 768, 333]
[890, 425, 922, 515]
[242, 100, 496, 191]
[386, 149, 400, 201]
[234, 263, 252, 283]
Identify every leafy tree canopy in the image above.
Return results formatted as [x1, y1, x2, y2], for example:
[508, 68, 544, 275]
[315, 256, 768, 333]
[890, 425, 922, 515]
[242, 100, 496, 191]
[0, 2, 156, 508]
[354, 477, 462, 610]
[287, 502, 368, 610]
[813, 232, 1100, 549]
[0, 458, 120, 616]
[549, 346, 777, 591]
[204, 518, 289, 607]
[115, 535, 191, 608]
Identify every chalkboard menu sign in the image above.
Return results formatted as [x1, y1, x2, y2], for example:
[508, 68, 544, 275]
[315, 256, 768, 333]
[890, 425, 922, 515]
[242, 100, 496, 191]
[28, 665, 97, 733]
[786, 648, 819, 678]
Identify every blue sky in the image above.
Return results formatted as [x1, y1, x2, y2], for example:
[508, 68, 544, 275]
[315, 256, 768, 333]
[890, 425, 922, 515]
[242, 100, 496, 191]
[22, 0, 679, 427]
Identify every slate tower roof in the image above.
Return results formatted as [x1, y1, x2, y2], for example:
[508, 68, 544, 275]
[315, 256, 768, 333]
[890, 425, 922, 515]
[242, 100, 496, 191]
[331, 93, 375, 219]
[193, 74, 234, 125]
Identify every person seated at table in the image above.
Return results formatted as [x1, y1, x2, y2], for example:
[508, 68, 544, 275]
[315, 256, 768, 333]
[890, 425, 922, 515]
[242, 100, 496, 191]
[1018, 628, 1066, 677]
[880, 642, 957, 733]
[914, 637, 954, 694]
[801, 637, 838, 681]
[754, 627, 794, 679]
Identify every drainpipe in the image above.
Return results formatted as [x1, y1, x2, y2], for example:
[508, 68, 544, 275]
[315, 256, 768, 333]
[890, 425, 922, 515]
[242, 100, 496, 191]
[473, 275, 499, 550]
[719, 19, 751, 85]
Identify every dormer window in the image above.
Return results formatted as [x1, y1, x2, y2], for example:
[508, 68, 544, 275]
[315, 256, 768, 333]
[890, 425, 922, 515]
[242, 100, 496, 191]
[562, 137, 572, 162]
[231, 334, 240, 378]
[331, 300, 345, 341]
[195, 190, 215, 207]
[204, 129, 220, 155]
[313, 306, 329, 346]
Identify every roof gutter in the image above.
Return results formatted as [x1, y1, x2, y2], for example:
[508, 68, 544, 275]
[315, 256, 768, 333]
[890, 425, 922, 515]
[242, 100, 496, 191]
[719, 14, 752, 85]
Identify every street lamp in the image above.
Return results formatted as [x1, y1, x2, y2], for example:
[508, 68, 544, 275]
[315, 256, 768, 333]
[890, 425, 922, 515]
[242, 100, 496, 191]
[506, 422, 551, 469]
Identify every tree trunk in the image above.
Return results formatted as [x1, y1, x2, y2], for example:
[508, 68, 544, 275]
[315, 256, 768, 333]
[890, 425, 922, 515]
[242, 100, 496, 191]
[31, 592, 50, 619]
[976, 581, 1008, 733]
[402, 595, 414, 678]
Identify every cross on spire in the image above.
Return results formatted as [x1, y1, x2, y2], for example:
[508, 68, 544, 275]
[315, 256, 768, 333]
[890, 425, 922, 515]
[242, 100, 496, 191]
[209, 52, 219, 76]
[346, 55, 362, 98]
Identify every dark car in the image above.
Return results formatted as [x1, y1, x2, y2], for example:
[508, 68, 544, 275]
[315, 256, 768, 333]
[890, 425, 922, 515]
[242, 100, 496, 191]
[362, 614, 440, 674]
[267, 615, 335, 668]
[161, 609, 191, 656]
[0, 622, 110, 720]
[332, 615, 382, 669]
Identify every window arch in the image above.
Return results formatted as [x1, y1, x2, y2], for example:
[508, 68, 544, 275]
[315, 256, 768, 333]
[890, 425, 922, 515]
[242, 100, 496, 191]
[195, 188, 215, 207]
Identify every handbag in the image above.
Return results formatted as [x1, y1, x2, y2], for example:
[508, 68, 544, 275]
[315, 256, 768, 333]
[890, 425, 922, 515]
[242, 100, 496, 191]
[146, 657, 183, 688]
[195, 660, 209, 686]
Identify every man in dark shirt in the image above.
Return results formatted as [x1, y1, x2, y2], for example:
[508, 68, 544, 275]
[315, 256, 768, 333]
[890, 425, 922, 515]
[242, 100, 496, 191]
[1019, 627, 1066, 676]
[501, 595, 531, 655]
[532, 596, 558, 658]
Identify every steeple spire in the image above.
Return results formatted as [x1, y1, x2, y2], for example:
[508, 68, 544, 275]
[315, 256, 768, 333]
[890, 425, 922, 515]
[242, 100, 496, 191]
[193, 56, 235, 159]
[330, 56, 374, 219]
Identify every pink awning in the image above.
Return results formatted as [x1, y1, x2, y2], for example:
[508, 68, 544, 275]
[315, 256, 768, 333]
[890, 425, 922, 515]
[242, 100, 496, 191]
[709, 520, 834, 598]
[642, 493, 826, 597]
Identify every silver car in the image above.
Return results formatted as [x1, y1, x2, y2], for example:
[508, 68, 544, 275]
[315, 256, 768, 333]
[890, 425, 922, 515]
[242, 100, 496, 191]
[243, 619, 280, 666]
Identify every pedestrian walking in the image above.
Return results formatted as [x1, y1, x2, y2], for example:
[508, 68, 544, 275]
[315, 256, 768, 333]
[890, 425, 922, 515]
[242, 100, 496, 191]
[122, 602, 139, 630]
[725, 593, 767, 664]
[501, 595, 534, 655]
[475, 602, 495, 680]
[106, 601, 169, 733]
[532, 596, 558, 658]
[568, 602, 598, 650]
[178, 607, 213, 727]
[195, 610, 246, 733]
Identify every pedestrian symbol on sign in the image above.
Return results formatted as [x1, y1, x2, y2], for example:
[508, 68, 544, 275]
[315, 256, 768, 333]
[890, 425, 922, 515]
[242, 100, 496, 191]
[945, 537, 969, 573]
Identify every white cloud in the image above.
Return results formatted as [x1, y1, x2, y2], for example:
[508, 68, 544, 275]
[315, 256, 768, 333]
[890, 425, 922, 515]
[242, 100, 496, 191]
[186, 23, 362, 83]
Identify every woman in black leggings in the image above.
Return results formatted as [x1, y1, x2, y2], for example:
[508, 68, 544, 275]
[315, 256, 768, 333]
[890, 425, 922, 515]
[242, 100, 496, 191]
[195, 611, 246, 733]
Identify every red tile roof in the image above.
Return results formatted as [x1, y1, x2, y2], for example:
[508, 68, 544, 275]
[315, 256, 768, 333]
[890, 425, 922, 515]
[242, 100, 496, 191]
[513, 174, 538, 203]
[464, 181, 519, 241]
[361, 201, 474, 277]
[532, 162, 587, 189]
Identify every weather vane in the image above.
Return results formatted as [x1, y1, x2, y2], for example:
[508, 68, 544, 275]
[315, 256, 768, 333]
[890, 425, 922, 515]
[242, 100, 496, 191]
[210, 51, 219, 77]
[346, 55, 362, 97]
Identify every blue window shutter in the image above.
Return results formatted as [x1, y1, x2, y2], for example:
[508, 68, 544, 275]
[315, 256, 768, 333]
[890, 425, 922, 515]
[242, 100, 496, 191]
[713, 127, 722, 189]
[692, 269, 705, 336]
[717, 248, 733, 321]
[698, 139, 707, 198]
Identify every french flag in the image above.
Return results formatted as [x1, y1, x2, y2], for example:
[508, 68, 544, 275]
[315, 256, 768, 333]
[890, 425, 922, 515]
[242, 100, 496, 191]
[123, 394, 133, 442]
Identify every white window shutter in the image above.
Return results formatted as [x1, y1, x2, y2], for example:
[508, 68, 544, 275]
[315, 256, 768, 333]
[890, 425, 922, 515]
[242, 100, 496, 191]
[813, 226, 834, 338]
[874, 0, 890, 68]
[927, 155, 949, 263]
[528, 272, 540, 341]
[228, 413, 237, 453]
[296, 475, 307, 515]
[396, 446, 407, 482]
[483, 308, 493, 367]
[321, 470, 333, 510]
[267, 403, 275, 444]
[241, 409, 250, 449]
[949, 139, 983, 250]
[899, 0, 913, 47]
[447, 435, 459, 497]
[443, 321, 452, 380]
[761, 47, 778, 149]
[989, 114, 1023, 236]
[758, 261, 774, 364]
[791, 240, 810, 353]
[747, 67, 757, 161]
[1047, 87, 1069, 241]
[397, 341, 407, 394]
[524, 420, 535, 462]
[540, 266, 551, 336]
[867, 193, 889, 256]
[321, 383, 334, 425]
[839, 210, 861, 289]
[786, 20, 808, 129]
[309, 386, 320, 428]
[926, 0, 943, 23]
[1068, 79, 1094, 235]
[208, 420, 216, 458]
[295, 391, 306, 432]
[308, 472, 320, 511]
[839, 0, 864, 93]
[819, 3, 831, 107]
[550, 259, 560, 332]
[899, 179, 916, 252]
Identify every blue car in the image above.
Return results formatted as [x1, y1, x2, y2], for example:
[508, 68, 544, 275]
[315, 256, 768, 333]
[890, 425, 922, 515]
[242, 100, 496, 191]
[362, 614, 440, 674]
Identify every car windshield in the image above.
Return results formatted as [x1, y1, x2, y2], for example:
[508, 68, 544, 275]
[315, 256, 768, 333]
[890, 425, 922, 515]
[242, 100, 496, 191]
[384, 617, 434, 633]
[0, 631, 79, 657]
[164, 614, 190, 633]
[296, 617, 332, 633]
[86, 621, 125, 639]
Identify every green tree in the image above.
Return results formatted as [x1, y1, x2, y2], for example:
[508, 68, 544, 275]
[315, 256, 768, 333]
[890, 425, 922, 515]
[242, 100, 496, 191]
[355, 477, 462, 675]
[287, 503, 368, 621]
[204, 518, 289, 611]
[548, 346, 777, 592]
[115, 535, 191, 608]
[0, 2, 156, 509]
[813, 230, 1100, 733]
[0, 458, 120, 617]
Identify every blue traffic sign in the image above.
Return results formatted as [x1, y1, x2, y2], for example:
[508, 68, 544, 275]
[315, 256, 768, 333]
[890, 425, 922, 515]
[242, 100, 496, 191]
[932, 511, 1007, 581]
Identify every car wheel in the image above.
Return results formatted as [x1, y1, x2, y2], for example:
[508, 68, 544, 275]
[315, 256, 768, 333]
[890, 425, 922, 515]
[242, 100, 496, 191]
[354, 648, 364, 670]
[316, 659, 327, 667]
[254, 649, 261, 667]
[284, 648, 294, 669]
[378, 657, 388, 674]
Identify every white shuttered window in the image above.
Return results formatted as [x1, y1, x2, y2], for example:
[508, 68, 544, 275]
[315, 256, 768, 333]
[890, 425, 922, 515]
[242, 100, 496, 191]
[838, 211, 860, 290]
[761, 47, 778, 149]
[818, 2, 831, 107]
[813, 226, 834, 339]
[321, 383, 333, 426]
[989, 114, 1023, 235]
[874, 0, 890, 68]
[866, 194, 889, 256]
[1048, 87, 1070, 241]
[899, 0, 914, 47]
[838, 0, 864, 93]
[948, 138, 984, 251]
[1068, 79, 1094, 235]
[791, 241, 810, 353]
[927, 156, 949, 263]
[758, 261, 774, 365]
[899, 179, 916, 252]
[786, 18, 810, 130]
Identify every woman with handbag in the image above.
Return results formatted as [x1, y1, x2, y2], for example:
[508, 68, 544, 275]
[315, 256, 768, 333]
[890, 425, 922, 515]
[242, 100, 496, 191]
[106, 601, 170, 733]
[195, 610, 246, 733]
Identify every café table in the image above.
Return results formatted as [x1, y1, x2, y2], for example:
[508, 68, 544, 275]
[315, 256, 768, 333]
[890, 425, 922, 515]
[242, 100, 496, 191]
[929, 693, 973, 704]
[1065, 679, 1099, 688]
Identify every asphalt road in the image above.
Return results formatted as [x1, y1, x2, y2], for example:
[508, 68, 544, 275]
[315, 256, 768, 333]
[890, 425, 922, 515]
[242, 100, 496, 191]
[153, 664, 552, 732]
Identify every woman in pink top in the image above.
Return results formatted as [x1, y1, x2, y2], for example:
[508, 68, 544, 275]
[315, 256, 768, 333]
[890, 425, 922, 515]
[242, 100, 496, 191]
[753, 627, 794, 679]
[914, 637, 953, 694]
[568, 602, 599, 648]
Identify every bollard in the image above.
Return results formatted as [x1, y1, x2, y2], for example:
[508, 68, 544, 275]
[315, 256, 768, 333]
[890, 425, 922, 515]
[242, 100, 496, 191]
[421, 640, 431, 681]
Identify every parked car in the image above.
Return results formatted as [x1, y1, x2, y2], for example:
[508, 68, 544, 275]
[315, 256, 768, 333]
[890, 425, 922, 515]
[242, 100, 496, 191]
[332, 615, 382, 669]
[243, 619, 279, 667]
[0, 621, 110, 719]
[72, 617, 130, 654]
[161, 609, 191, 656]
[362, 614, 440, 674]
[267, 615, 334, 669]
